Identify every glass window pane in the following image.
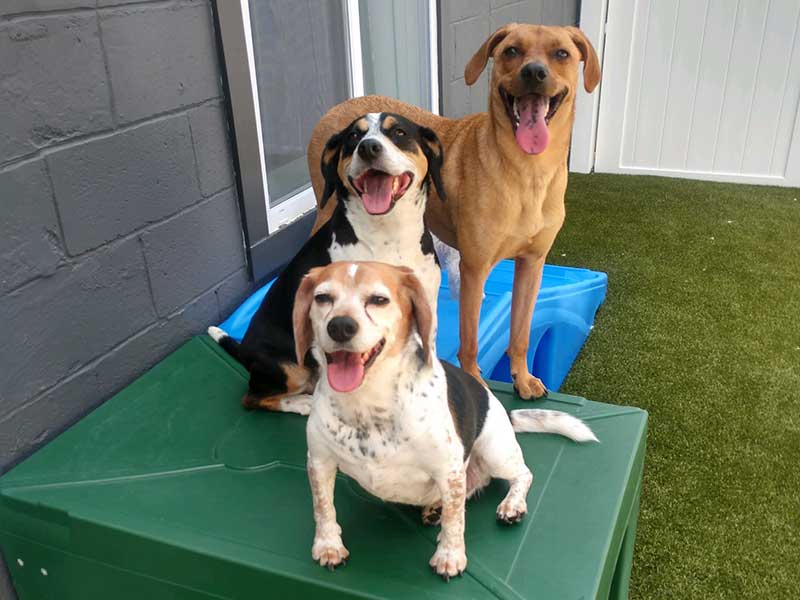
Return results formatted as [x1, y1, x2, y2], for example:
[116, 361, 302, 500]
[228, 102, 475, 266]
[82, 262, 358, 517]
[249, 0, 350, 206]
[359, 0, 431, 110]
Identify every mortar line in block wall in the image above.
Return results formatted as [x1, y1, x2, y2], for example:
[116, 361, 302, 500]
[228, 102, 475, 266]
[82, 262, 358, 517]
[1, 0, 203, 22]
[138, 235, 160, 317]
[0, 185, 235, 300]
[0, 267, 245, 430]
[41, 158, 69, 264]
[95, 5, 118, 129]
[185, 113, 206, 197]
[63, 185, 234, 260]
[0, 97, 223, 174]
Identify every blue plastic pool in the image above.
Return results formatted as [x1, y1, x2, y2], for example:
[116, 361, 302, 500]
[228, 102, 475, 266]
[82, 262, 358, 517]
[217, 261, 607, 391]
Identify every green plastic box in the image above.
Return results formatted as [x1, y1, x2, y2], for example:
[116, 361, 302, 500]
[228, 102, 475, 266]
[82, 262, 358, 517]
[0, 336, 647, 599]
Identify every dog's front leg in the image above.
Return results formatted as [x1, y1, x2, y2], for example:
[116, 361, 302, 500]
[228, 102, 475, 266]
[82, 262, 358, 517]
[308, 453, 349, 569]
[429, 465, 467, 580]
[508, 254, 547, 399]
[457, 261, 490, 382]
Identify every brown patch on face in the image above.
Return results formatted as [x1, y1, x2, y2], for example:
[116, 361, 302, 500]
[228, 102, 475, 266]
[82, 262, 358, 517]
[382, 114, 397, 129]
[405, 145, 428, 186]
[337, 153, 355, 197]
[337, 117, 370, 198]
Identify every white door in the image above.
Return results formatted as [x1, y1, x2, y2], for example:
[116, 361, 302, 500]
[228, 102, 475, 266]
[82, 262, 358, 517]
[595, 0, 800, 187]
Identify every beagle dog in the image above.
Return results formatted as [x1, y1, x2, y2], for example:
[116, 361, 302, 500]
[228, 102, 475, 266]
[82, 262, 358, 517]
[295, 261, 596, 580]
[307, 24, 601, 401]
[209, 113, 445, 413]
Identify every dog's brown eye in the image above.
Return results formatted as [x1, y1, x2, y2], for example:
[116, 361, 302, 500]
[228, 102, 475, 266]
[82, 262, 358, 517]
[348, 131, 359, 141]
[314, 293, 334, 304]
[394, 128, 406, 137]
[554, 49, 569, 60]
[504, 46, 520, 58]
[367, 294, 390, 306]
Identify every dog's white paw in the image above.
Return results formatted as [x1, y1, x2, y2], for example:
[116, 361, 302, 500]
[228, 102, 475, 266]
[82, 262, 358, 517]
[207, 325, 226, 343]
[312, 536, 349, 570]
[280, 394, 312, 416]
[496, 496, 527, 525]
[429, 544, 467, 581]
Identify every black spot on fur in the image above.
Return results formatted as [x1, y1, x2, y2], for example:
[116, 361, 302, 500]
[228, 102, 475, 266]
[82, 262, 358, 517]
[420, 230, 434, 256]
[415, 343, 428, 365]
[441, 361, 490, 459]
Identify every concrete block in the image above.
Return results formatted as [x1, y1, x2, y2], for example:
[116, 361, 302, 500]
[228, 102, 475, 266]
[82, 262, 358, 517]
[100, 2, 221, 123]
[469, 70, 490, 113]
[445, 78, 471, 119]
[48, 114, 200, 254]
[442, 0, 488, 22]
[0, 288, 219, 473]
[141, 189, 245, 316]
[0, 238, 156, 414]
[0, 160, 65, 293]
[189, 102, 234, 197]
[0, 14, 113, 163]
[1, 0, 94, 16]
[214, 267, 252, 321]
[454, 16, 489, 81]
[491, 2, 526, 29]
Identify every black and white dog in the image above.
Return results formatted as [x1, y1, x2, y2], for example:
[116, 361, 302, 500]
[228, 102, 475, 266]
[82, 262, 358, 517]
[293, 262, 597, 580]
[209, 113, 445, 413]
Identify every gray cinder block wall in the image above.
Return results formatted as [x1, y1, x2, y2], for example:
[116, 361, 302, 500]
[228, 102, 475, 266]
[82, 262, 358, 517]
[0, 1, 253, 593]
[440, 0, 578, 118]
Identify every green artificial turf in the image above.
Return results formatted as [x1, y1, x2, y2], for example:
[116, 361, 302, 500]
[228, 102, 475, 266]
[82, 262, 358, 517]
[548, 173, 800, 599]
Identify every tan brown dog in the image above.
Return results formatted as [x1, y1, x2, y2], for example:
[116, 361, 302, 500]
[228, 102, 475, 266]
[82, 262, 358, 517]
[307, 23, 600, 399]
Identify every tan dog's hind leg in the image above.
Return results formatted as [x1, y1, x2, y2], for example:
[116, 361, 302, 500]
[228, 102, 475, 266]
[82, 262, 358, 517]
[508, 255, 547, 399]
[429, 466, 468, 580]
[457, 261, 491, 382]
[308, 455, 349, 570]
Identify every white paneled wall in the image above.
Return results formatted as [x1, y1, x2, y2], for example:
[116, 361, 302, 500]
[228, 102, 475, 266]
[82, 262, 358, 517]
[594, 0, 800, 186]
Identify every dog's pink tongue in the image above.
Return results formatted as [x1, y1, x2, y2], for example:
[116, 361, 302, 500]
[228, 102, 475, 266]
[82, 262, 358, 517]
[361, 172, 394, 214]
[327, 351, 364, 392]
[515, 94, 550, 154]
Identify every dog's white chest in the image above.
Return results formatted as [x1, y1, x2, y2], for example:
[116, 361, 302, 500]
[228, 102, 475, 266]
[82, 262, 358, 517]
[308, 367, 456, 507]
[341, 452, 439, 506]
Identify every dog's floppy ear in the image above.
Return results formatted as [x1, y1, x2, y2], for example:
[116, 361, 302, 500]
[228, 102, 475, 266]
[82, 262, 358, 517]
[292, 268, 322, 365]
[319, 131, 344, 209]
[565, 27, 601, 93]
[401, 269, 434, 367]
[418, 127, 446, 202]
[464, 24, 516, 86]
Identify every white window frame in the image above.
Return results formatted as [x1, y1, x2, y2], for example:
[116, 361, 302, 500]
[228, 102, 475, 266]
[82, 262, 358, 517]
[216, 0, 439, 278]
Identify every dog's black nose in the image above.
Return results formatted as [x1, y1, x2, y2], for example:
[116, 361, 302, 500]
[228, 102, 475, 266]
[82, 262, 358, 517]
[327, 316, 359, 342]
[357, 138, 382, 160]
[521, 62, 549, 84]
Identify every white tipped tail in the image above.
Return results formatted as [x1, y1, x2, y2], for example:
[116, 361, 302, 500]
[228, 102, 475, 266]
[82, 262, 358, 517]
[510, 409, 598, 443]
[207, 325, 226, 343]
